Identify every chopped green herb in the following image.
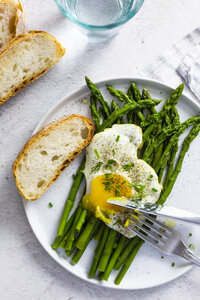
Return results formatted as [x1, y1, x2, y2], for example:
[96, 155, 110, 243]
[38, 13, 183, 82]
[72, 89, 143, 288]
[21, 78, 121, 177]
[147, 175, 153, 181]
[152, 188, 158, 192]
[105, 186, 110, 191]
[49, 202, 53, 208]
[91, 162, 103, 173]
[130, 139, 133, 143]
[122, 163, 135, 172]
[131, 195, 145, 201]
[112, 149, 116, 156]
[94, 149, 100, 159]
[116, 135, 120, 142]
[189, 233, 192, 237]
[122, 180, 127, 184]
[131, 182, 146, 191]
[102, 174, 114, 192]
[105, 159, 116, 170]
[115, 189, 121, 197]
[72, 174, 76, 180]
[161, 256, 164, 259]
[116, 184, 121, 187]
[189, 243, 195, 250]
[105, 173, 112, 178]
[130, 181, 147, 202]
[171, 262, 175, 267]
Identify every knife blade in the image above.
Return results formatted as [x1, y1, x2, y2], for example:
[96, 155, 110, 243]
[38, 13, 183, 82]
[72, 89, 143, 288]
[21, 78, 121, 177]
[107, 197, 200, 226]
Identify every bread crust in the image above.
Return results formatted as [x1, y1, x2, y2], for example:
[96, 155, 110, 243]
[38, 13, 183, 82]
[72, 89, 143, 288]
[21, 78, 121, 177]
[13, 114, 94, 201]
[0, 0, 27, 47]
[15, 0, 27, 36]
[0, 30, 65, 105]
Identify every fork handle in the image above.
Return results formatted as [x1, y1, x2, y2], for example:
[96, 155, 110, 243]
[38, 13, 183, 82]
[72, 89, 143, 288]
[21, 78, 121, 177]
[184, 249, 200, 267]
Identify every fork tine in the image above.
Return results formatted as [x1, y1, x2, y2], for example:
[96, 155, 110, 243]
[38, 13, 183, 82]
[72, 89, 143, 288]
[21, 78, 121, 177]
[130, 217, 164, 243]
[127, 223, 159, 247]
[142, 213, 176, 233]
[133, 214, 168, 238]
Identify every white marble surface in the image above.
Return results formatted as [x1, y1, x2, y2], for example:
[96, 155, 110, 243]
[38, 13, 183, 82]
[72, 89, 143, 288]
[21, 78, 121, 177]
[1, 0, 200, 299]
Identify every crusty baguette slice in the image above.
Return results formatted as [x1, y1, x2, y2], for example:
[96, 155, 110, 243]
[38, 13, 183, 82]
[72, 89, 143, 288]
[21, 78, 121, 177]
[0, 30, 65, 105]
[13, 115, 94, 201]
[0, 0, 26, 48]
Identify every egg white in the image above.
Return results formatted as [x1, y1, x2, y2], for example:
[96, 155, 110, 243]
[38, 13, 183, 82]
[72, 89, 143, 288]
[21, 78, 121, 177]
[83, 124, 162, 238]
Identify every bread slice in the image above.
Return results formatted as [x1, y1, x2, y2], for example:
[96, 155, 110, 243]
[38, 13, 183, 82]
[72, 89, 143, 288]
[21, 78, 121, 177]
[0, 30, 65, 105]
[0, 0, 26, 48]
[13, 115, 94, 201]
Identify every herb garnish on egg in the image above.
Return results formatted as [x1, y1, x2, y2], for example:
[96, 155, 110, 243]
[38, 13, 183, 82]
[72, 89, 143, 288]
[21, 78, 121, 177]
[91, 161, 103, 174]
[83, 124, 162, 237]
[116, 135, 120, 142]
[122, 163, 135, 172]
[94, 149, 100, 159]
[105, 159, 116, 170]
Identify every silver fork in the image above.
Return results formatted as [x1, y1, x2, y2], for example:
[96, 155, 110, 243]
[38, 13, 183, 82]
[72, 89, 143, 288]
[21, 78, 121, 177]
[127, 212, 200, 267]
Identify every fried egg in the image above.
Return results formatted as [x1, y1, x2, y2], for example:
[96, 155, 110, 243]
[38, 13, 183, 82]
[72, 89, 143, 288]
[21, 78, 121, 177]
[82, 124, 162, 238]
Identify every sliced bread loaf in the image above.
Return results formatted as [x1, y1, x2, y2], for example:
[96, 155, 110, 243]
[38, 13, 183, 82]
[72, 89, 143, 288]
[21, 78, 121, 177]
[0, 0, 26, 48]
[13, 115, 94, 201]
[0, 30, 65, 105]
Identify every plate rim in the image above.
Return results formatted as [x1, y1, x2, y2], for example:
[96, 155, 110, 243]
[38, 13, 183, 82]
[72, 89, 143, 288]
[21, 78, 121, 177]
[23, 77, 200, 290]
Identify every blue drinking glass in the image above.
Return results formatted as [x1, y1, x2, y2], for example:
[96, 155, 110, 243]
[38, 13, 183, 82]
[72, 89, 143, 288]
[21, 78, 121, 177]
[54, 0, 144, 41]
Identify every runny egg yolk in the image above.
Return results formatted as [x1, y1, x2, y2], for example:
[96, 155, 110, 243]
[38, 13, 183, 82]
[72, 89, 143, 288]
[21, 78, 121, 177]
[82, 174, 133, 223]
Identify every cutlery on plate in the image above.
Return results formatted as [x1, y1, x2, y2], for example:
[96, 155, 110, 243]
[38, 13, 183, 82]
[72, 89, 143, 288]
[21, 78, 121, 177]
[122, 211, 200, 267]
[107, 198, 200, 225]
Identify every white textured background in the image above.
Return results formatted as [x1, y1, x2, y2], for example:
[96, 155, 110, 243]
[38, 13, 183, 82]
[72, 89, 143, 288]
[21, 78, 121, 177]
[1, 0, 200, 299]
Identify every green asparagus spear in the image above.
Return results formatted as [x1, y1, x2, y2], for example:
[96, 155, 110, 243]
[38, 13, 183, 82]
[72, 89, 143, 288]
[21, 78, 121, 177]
[152, 143, 163, 169]
[130, 83, 145, 123]
[107, 85, 132, 103]
[154, 116, 200, 173]
[142, 88, 157, 114]
[89, 226, 110, 278]
[131, 82, 141, 100]
[142, 84, 184, 141]
[111, 100, 125, 124]
[107, 84, 145, 122]
[114, 236, 141, 270]
[94, 222, 105, 242]
[143, 116, 200, 163]
[57, 159, 85, 236]
[85, 76, 110, 117]
[65, 205, 83, 250]
[59, 231, 71, 248]
[51, 206, 77, 249]
[164, 142, 178, 187]
[90, 94, 101, 129]
[75, 215, 99, 250]
[102, 235, 126, 281]
[127, 86, 134, 123]
[115, 240, 144, 285]
[158, 150, 171, 183]
[72, 220, 100, 264]
[158, 122, 200, 205]
[164, 108, 180, 186]
[161, 84, 184, 113]
[76, 208, 87, 231]
[98, 229, 117, 272]
[97, 99, 161, 133]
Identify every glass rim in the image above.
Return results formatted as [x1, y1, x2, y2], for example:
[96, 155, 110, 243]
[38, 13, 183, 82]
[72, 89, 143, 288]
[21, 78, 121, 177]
[54, 0, 144, 30]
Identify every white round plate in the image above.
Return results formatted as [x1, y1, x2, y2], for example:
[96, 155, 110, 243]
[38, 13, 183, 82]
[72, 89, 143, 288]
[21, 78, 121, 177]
[23, 78, 200, 290]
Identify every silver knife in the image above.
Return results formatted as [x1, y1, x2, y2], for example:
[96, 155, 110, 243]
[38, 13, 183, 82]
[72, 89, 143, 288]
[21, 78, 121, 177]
[107, 198, 200, 226]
